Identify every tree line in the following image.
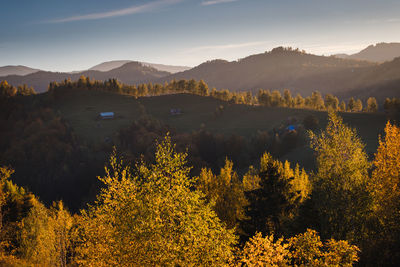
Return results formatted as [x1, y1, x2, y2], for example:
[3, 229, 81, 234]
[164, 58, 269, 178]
[45, 75, 381, 113]
[1, 112, 400, 265]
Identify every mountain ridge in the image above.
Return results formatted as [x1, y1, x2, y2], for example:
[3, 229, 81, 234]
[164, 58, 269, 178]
[335, 42, 400, 63]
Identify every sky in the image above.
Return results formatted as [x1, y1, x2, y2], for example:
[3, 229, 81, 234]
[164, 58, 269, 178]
[1, 0, 399, 72]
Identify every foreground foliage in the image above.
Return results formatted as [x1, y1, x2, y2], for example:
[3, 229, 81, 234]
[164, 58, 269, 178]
[74, 137, 236, 266]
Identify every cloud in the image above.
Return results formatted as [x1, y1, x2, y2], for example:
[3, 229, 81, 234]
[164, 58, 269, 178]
[201, 0, 238, 6]
[46, 0, 182, 23]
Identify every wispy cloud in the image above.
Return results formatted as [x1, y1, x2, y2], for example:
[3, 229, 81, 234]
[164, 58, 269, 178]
[46, 0, 182, 23]
[201, 0, 238, 6]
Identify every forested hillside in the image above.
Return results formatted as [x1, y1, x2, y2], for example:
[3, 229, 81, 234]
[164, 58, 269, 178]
[1, 78, 400, 265]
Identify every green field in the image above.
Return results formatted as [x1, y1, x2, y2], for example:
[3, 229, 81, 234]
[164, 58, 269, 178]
[55, 90, 389, 168]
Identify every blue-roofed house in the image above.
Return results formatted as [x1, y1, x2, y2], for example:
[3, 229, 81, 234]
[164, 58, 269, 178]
[99, 112, 115, 119]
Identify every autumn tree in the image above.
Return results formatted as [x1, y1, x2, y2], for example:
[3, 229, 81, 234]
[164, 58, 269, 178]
[75, 137, 236, 266]
[339, 100, 346, 112]
[366, 97, 378, 112]
[197, 159, 247, 229]
[366, 122, 400, 264]
[324, 94, 339, 110]
[347, 97, 355, 112]
[232, 229, 359, 266]
[310, 91, 325, 110]
[354, 99, 363, 112]
[308, 111, 372, 243]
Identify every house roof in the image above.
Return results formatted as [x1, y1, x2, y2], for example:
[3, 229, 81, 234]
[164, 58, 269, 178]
[100, 112, 114, 117]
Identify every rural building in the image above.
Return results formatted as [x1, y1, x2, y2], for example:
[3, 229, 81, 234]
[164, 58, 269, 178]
[170, 108, 182, 115]
[99, 112, 115, 119]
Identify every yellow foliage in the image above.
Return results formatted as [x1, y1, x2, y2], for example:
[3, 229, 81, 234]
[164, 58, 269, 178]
[371, 121, 400, 212]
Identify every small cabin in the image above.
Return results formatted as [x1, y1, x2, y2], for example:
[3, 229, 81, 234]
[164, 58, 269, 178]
[170, 108, 182, 115]
[99, 112, 115, 119]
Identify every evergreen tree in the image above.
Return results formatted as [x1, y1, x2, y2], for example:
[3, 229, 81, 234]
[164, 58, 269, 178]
[241, 154, 302, 239]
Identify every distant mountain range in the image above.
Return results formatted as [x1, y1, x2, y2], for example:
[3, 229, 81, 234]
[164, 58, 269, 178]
[163, 46, 400, 102]
[1, 44, 400, 101]
[335, 42, 400, 63]
[89, 60, 190, 74]
[0, 65, 40, 76]
[2, 62, 170, 93]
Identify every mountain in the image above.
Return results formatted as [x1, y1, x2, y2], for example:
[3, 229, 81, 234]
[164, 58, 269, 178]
[89, 60, 190, 73]
[141, 62, 191, 74]
[0, 65, 40, 76]
[89, 60, 132, 72]
[1, 62, 170, 93]
[338, 57, 400, 102]
[336, 43, 400, 63]
[163, 47, 377, 95]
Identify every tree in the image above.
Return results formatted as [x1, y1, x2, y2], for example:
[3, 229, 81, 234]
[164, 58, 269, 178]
[75, 137, 236, 266]
[271, 90, 283, 107]
[354, 99, 363, 112]
[347, 97, 355, 112]
[324, 94, 339, 110]
[310, 91, 325, 110]
[294, 93, 305, 108]
[283, 89, 293, 107]
[232, 229, 359, 266]
[198, 80, 209, 96]
[19, 200, 57, 266]
[308, 111, 372, 242]
[232, 232, 289, 266]
[241, 153, 306, 239]
[367, 122, 400, 264]
[198, 159, 247, 229]
[339, 101, 346, 112]
[366, 97, 378, 112]
[288, 229, 359, 267]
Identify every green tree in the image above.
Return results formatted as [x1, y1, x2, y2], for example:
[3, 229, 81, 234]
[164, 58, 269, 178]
[241, 153, 306, 239]
[308, 111, 372, 242]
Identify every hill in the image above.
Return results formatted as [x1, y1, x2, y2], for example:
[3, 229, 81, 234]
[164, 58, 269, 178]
[336, 42, 400, 63]
[89, 60, 132, 72]
[162, 47, 376, 95]
[0, 65, 40, 76]
[163, 47, 400, 100]
[89, 60, 190, 73]
[53, 90, 389, 169]
[1, 62, 170, 93]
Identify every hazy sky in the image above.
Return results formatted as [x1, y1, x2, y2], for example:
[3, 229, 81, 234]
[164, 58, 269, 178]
[1, 0, 399, 71]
